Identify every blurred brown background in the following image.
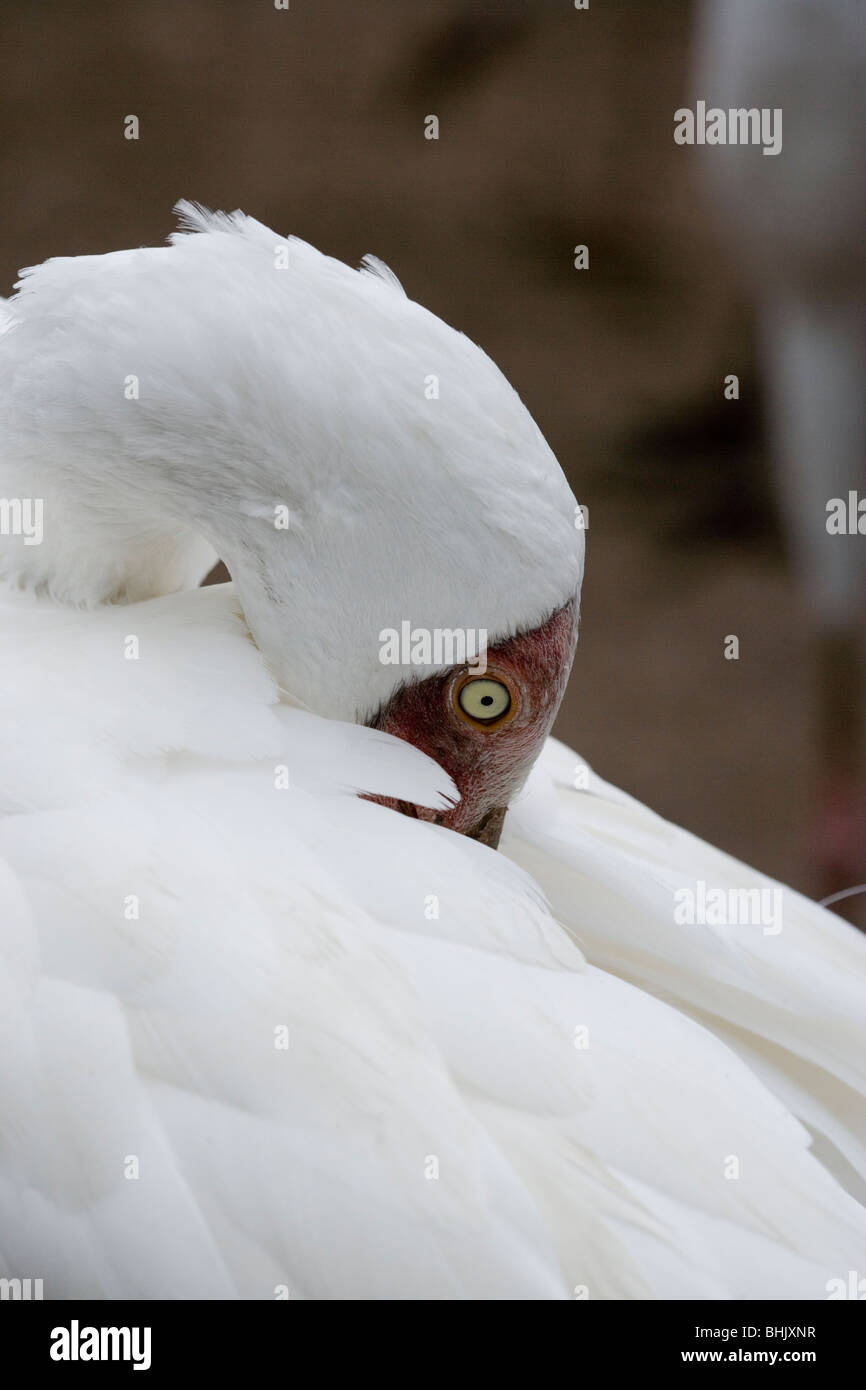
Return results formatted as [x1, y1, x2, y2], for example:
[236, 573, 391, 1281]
[0, 0, 832, 893]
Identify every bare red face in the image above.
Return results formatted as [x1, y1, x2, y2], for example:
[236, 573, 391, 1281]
[366, 600, 577, 848]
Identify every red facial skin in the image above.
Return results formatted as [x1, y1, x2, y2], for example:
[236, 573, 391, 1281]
[366, 600, 578, 848]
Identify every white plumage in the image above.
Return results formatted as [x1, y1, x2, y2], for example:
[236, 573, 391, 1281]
[1, 206, 865, 1300]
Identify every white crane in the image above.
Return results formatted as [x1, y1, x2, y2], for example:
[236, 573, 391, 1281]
[1, 205, 864, 1299]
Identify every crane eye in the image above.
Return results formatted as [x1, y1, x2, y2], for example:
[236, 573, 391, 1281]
[455, 676, 514, 728]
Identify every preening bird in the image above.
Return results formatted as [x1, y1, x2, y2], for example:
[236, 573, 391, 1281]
[695, 0, 866, 897]
[1, 205, 865, 1299]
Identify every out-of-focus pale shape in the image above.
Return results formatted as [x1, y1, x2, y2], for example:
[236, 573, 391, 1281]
[695, 0, 866, 889]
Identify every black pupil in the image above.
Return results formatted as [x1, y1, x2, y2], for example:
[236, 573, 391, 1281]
[480, 695, 494, 706]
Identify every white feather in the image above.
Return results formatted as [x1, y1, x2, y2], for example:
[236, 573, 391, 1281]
[2, 207, 865, 1299]
[2, 585, 866, 1298]
[505, 741, 866, 1199]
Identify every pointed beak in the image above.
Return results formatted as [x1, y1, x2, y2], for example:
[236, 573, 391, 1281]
[466, 805, 507, 849]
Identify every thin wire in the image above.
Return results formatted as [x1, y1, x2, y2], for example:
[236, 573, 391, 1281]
[819, 884, 866, 908]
